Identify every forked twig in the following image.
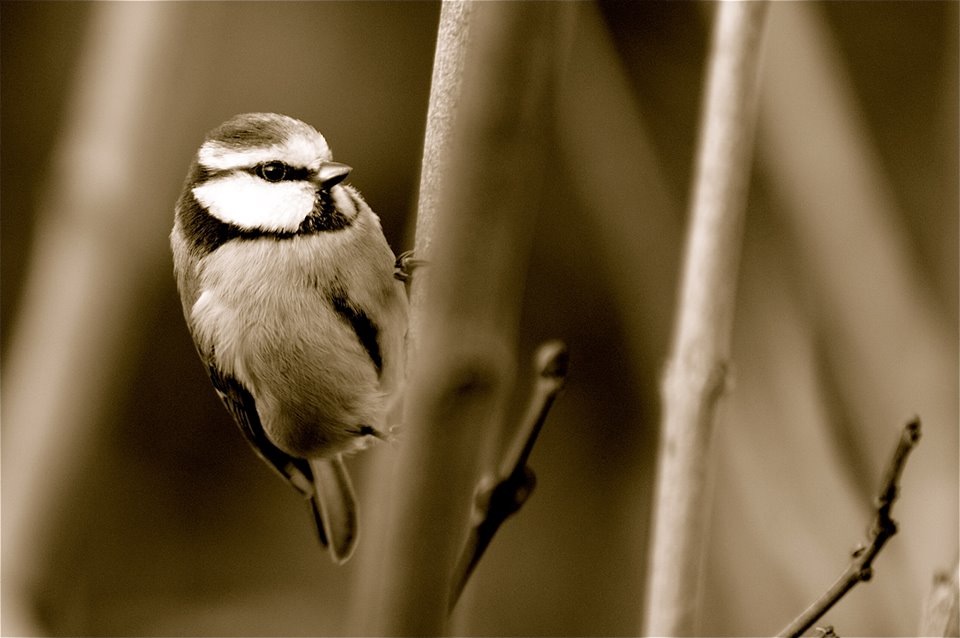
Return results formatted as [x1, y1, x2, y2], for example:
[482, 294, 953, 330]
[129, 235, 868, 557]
[449, 340, 569, 610]
[776, 417, 922, 638]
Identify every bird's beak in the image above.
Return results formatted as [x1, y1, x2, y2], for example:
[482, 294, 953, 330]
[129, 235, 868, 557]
[316, 162, 352, 189]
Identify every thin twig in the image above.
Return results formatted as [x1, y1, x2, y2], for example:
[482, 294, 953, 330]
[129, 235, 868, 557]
[776, 418, 922, 638]
[449, 340, 569, 610]
[642, 3, 769, 635]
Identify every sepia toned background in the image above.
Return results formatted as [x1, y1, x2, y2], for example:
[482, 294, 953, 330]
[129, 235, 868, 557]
[2, 1, 956, 636]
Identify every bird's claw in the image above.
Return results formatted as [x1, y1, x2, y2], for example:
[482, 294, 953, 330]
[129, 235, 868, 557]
[394, 250, 427, 283]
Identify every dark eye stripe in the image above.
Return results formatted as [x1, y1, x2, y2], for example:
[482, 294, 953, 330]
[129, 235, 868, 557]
[252, 163, 310, 182]
[193, 163, 307, 184]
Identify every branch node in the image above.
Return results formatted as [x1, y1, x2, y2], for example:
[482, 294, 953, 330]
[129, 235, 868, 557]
[814, 625, 840, 638]
[448, 340, 569, 611]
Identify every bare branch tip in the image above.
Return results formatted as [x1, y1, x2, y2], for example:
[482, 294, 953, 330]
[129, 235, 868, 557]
[534, 339, 569, 382]
[776, 416, 925, 637]
[904, 416, 922, 444]
[875, 416, 923, 514]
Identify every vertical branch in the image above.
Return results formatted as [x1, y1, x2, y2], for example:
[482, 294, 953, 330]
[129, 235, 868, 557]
[358, 2, 565, 635]
[643, 3, 769, 636]
[404, 0, 474, 335]
[1, 4, 182, 634]
[347, 5, 474, 626]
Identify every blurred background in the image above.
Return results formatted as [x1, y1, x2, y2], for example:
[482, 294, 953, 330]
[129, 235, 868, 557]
[1, 1, 956, 636]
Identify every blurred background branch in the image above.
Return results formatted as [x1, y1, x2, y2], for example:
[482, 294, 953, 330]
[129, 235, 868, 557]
[1, 4, 185, 633]
[643, 3, 768, 635]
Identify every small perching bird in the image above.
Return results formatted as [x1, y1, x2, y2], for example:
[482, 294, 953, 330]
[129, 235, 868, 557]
[170, 113, 408, 563]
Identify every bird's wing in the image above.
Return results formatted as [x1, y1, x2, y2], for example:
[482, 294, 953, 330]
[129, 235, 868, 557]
[205, 361, 330, 548]
[309, 454, 359, 564]
[330, 287, 383, 376]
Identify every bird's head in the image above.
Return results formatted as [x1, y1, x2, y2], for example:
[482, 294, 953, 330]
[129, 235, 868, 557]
[176, 113, 360, 256]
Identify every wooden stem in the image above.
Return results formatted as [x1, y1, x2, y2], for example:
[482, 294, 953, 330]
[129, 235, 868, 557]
[642, 3, 769, 635]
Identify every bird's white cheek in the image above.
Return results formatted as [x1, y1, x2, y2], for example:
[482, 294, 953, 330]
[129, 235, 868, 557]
[193, 174, 314, 233]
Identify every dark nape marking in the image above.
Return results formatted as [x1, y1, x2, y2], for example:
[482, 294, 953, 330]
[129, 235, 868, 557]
[331, 289, 383, 375]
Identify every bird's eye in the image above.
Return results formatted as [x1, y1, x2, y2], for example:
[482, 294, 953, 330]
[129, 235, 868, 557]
[256, 161, 288, 182]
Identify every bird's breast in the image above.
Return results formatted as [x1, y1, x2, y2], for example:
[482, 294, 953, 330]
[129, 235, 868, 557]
[191, 233, 399, 457]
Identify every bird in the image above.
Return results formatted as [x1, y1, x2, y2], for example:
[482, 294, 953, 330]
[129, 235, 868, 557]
[170, 112, 408, 563]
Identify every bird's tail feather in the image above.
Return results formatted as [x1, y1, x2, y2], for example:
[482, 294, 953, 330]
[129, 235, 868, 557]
[309, 454, 358, 564]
